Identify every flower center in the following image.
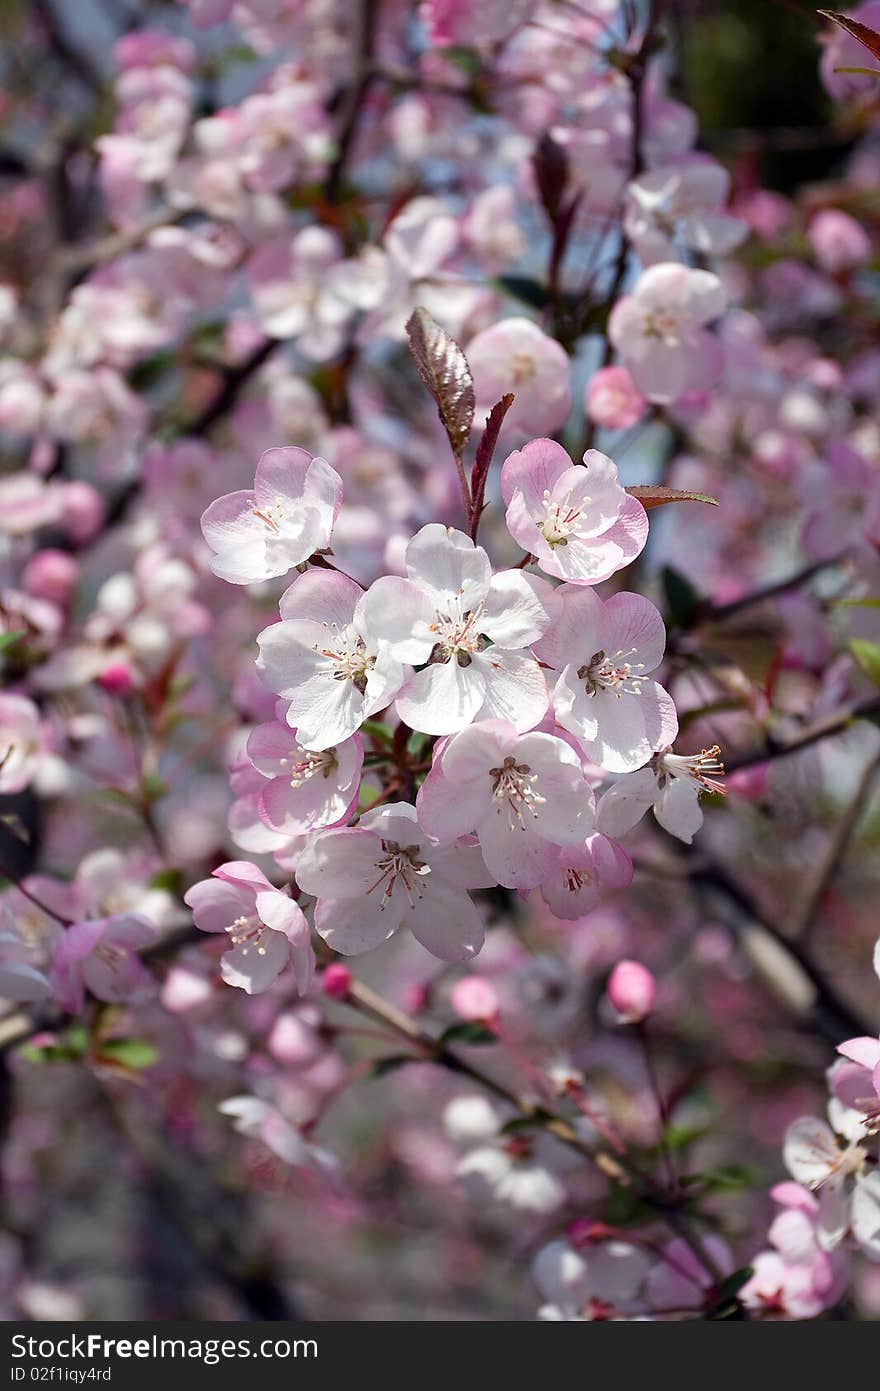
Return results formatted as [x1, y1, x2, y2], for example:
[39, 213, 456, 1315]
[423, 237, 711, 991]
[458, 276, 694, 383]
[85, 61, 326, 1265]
[537, 489, 587, 548]
[315, 622, 374, 694]
[366, 840, 430, 910]
[509, 351, 537, 386]
[489, 756, 546, 830]
[660, 745, 726, 796]
[563, 866, 593, 893]
[577, 649, 645, 697]
[278, 746, 337, 788]
[251, 502, 285, 533]
[642, 309, 681, 344]
[225, 912, 268, 956]
[427, 601, 488, 668]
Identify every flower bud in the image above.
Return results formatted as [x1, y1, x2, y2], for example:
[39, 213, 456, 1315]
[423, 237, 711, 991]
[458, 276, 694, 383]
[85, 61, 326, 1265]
[607, 959, 656, 1024]
[322, 963, 351, 1000]
[22, 549, 79, 605]
[450, 974, 499, 1025]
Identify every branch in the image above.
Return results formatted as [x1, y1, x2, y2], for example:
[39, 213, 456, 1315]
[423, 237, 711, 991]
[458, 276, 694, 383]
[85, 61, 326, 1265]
[698, 554, 847, 624]
[725, 695, 880, 773]
[324, 0, 380, 203]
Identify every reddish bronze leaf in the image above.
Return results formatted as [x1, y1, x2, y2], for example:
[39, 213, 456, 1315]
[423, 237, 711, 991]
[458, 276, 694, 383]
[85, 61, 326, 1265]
[469, 393, 515, 539]
[405, 307, 475, 459]
[626, 486, 718, 510]
[819, 10, 880, 61]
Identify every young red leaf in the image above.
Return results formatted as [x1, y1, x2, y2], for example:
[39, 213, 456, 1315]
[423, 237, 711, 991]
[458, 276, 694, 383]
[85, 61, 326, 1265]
[818, 10, 880, 61]
[405, 307, 475, 460]
[625, 486, 719, 510]
[469, 393, 515, 538]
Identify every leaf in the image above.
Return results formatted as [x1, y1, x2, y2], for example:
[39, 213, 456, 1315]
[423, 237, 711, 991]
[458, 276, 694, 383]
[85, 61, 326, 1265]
[494, 274, 552, 310]
[835, 596, 880, 609]
[833, 64, 880, 75]
[850, 638, 880, 688]
[499, 1110, 555, 1136]
[470, 393, 515, 527]
[405, 307, 475, 459]
[0, 630, 26, 653]
[711, 1266, 755, 1305]
[662, 566, 701, 629]
[97, 1038, 159, 1070]
[370, 1054, 418, 1077]
[438, 1021, 498, 1047]
[149, 867, 182, 895]
[533, 130, 569, 222]
[819, 10, 880, 61]
[626, 486, 718, 510]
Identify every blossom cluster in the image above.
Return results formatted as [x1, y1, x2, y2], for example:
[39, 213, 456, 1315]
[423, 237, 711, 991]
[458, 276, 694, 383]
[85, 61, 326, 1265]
[0, 0, 879, 1322]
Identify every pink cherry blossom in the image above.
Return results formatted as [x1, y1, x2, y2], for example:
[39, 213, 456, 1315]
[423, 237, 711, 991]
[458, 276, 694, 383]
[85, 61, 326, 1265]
[500, 439, 648, 584]
[50, 914, 159, 1014]
[808, 210, 872, 273]
[608, 262, 728, 404]
[294, 802, 489, 961]
[596, 745, 726, 843]
[200, 446, 343, 585]
[0, 695, 46, 794]
[256, 569, 406, 750]
[538, 832, 633, 920]
[585, 366, 647, 431]
[416, 720, 595, 890]
[184, 861, 313, 995]
[624, 157, 747, 266]
[532, 586, 678, 773]
[366, 524, 555, 736]
[246, 720, 362, 836]
[466, 318, 571, 436]
[533, 1236, 650, 1320]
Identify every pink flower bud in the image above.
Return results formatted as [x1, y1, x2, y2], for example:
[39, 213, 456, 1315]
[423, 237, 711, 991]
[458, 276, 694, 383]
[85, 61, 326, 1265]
[98, 662, 135, 697]
[808, 209, 871, 274]
[322, 963, 351, 1000]
[61, 481, 104, 544]
[21, 549, 79, 605]
[450, 974, 500, 1024]
[607, 959, 656, 1023]
[585, 365, 647, 430]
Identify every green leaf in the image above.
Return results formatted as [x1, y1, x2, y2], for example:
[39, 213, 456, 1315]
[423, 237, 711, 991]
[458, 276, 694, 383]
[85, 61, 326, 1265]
[688, 1164, 763, 1192]
[405, 307, 475, 460]
[494, 275, 551, 310]
[98, 1038, 159, 1070]
[0, 630, 26, 653]
[360, 720, 395, 748]
[710, 1266, 755, 1307]
[662, 566, 701, 629]
[441, 45, 482, 76]
[833, 597, 880, 609]
[850, 638, 880, 688]
[149, 868, 182, 895]
[438, 1021, 498, 1047]
[370, 1054, 418, 1077]
[663, 1121, 709, 1152]
[499, 1110, 554, 1136]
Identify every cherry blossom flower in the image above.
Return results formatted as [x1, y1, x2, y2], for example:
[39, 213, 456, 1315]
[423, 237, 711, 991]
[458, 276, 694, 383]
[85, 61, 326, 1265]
[596, 745, 726, 843]
[256, 569, 406, 750]
[645, 1235, 733, 1313]
[294, 802, 489, 961]
[0, 695, 46, 795]
[246, 720, 363, 837]
[184, 862, 314, 995]
[200, 446, 343, 585]
[0, 914, 53, 1003]
[532, 1236, 650, 1320]
[444, 1095, 566, 1215]
[417, 720, 595, 890]
[742, 1183, 850, 1319]
[366, 524, 556, 736]
[608, 262, 728, 404]
[782, 1114, 880, 1256]
[585, 366, 647, 431]
[50, 914, 159, 1013]
[247, 228, 354, 357]
[538, 833, 633, 920]
[500, 439, 648, 584]
[219, 1096, 338, 1177]
[624, 158, 747, 266]
[466, 318, 571, 436]
[532, 587, 678, 774]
